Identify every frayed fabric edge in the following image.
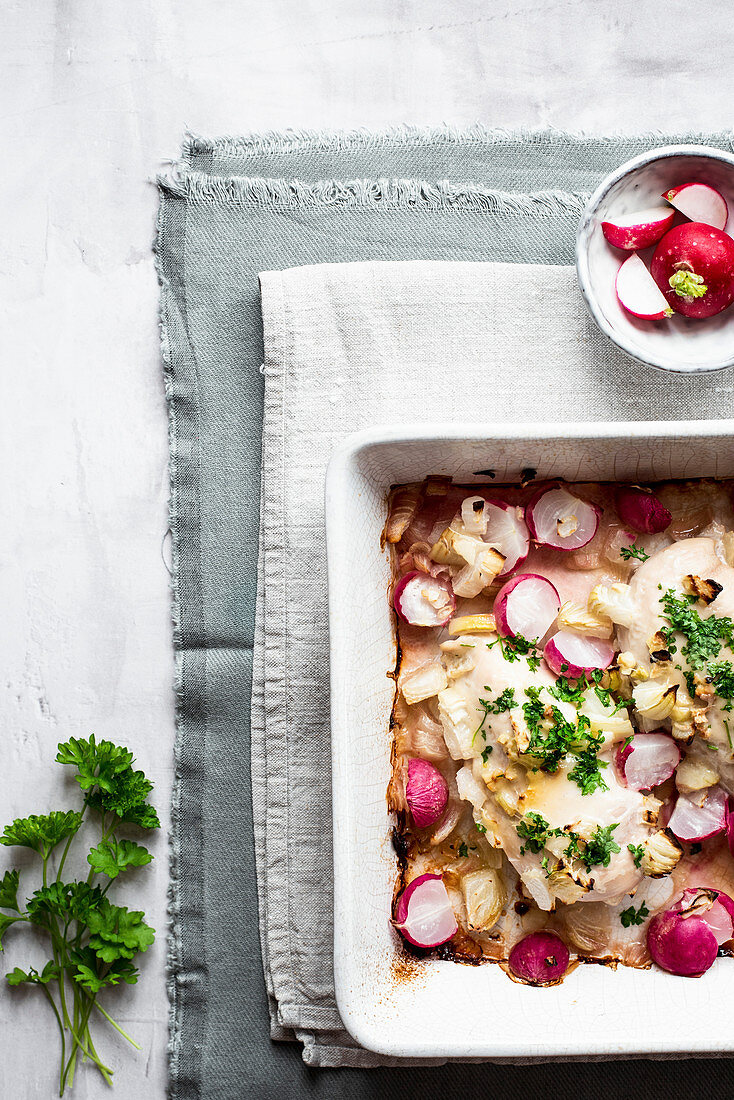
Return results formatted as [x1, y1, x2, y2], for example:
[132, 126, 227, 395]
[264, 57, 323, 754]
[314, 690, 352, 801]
[182, 123, 734, 160]
[159, 171, 589, 216]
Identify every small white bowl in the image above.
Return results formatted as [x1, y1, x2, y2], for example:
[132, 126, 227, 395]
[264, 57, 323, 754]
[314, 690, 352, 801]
[576, 144, 734, 374]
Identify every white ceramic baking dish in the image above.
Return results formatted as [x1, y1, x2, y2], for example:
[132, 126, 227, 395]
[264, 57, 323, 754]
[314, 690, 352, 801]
[325, 419, 734, 1060]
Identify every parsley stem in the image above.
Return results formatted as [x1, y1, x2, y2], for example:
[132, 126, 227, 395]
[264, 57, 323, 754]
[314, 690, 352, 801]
[93, 1000, 141, 1049]
[56, 805, 86, 884]
[41, 985, 66, 1097]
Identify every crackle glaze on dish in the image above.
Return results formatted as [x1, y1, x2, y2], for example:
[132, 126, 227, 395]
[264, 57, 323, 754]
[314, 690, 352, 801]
[576, 145, 734, 374]
[326, 421, 734, 1058]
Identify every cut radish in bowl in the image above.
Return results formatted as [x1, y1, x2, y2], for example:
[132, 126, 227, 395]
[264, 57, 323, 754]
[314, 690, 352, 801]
[484, 500, 530, 576]
[668, 786, 727, 842]
[615, 252, 673, 320]
[615, 486, 672, 534]
[527, 487, 600, 551]
[393, 571, 455, 627]
[602, 206, 675, 250]
[616, 732, 680, 791]
[494, 574, 560, 642]
[664, 182, 728, 231]
[393, 873, 458, 948]
[508, 932, 570, 986]
[544, 631, 614, 678]
[406, 758, 449, 828]
[651, 222, 734, 319]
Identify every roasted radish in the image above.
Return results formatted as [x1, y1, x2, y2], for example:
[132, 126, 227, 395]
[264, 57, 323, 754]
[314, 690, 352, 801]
[651, 222, 734, 318]
[393, 571, 455, 627]
[602, 206, 675, 250]
[615, 486, 672, 534]
[668, 786, 727, 843]
[543, 631, 614, 678]
[494, 574, 560, 642]
[615, 732, 680, 791]
[405, 759, 449, 828]
[647, 907, 718, 977]
[615, 252, 673, 320]
[393, 873, 458, 948]
[527, 487, 600, 551]
[664, 182, 728, 231]
[508, 932, 570, 985]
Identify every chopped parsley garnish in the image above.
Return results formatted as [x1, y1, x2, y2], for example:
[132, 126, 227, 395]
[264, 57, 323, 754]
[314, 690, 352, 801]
[488, 631, 542, 669]
[619, 901, 650, 927]
[522, 688, 608, 794]
[627, 843, 645, 869]
[620, 542, 649, 562]
[475, 822, 487, 834]
[660, 589, 734, 671]
[481, 746, 493, 764]
[726, 720, 733, 751]
[457, 842, 469, 858]
[474, 686, 517, 742]
[709, 661, 734, 711]
[516, 812, 561, 855]
[565, 823, 620, 871]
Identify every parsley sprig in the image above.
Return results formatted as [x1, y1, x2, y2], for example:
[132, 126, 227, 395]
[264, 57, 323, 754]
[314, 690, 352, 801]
[619, 900, 650, 927]
[620, 542, 649, 562]
[0, 735, 158, 1094]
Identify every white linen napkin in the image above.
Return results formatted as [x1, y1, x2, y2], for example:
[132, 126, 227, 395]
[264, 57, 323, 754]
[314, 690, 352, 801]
[253, 259, 734, 1066]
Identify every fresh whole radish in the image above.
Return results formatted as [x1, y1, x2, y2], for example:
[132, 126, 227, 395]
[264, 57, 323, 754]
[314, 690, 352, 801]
[393, 873, 458, 948]
[405, 758, 449, 828]
[615, 252, 674, 320]
[494, 574, 560, 642]
[615, 732, 680, 791]
[663, 182, 728, 231]
[544, 631, 614, 678]
[651, 222, 734, 318]
[602, 206, 675, 250]
[615, 486, 672, 534]
[526, 487, 600, 550]
[393, 571, 455, 627]
[508, 932, 570, 985]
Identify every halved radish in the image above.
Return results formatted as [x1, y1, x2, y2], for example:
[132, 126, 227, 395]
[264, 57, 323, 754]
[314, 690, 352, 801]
[616, 252, 674, 320]
[494, 574, 560, 642]
[393, 571, 455, 627]
[393, 873, 458, 948]
[674, 887, 734, 945]
[668, 786, 727, 843]
[526, 487, 600, 551]
[615, 732, 680, 791]
[664, 182, 728, 231]
[602, 206, 675, 250]
[543, 631, 614, 678]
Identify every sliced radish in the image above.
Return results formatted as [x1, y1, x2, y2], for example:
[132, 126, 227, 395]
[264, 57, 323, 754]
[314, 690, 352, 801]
[526, 487, 600, 551]
[664, 182, 728, 231]
[668, 786, 727, 843]
[674, 887, 734, 946]
[484, 500, 530, 576]
[616, 732, 681, 791]
[508, 932, 570, 985]
[601, 206, 675, 250]
[615, 485, 672, 534]
[494, 574, 560, 642]
[393, 571, 455, 627]
[544, 631, 614, 678]
[393, 873, 458, 948]
[406, 759, 449, 828]
[616, 252, 674, 320]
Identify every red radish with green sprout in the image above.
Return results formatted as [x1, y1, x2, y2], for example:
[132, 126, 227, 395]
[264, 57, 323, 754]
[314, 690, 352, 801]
[651, 222, 734, 318]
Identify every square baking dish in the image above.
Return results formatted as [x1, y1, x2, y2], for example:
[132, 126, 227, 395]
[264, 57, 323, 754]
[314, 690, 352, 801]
[325, 419, 734, 1059]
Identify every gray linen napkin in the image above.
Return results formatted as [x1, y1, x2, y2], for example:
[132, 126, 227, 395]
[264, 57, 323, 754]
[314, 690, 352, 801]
[256, 258, 734, 1066]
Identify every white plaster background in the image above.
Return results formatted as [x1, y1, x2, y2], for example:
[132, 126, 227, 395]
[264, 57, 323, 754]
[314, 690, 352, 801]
[1, 1, 732, 1096]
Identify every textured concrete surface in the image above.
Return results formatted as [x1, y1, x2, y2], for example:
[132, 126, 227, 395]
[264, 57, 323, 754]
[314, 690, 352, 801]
[1, 0, 733, 1095]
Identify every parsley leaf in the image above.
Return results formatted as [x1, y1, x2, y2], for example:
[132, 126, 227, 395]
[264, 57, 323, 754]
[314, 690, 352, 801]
[660, 589, 734, 672]
[457, 843, 469, 858]
[86, 769, 160, 829]
[0, 869, 20, 912]
[565, 823, 621, 871]
[0, 811, 83, 856]
[627, 843, 645, 869]
[86, 899, 155, 963]
[619, 901, 650, 927]
[0, 912, 23, 950]
[56, 734, 134, 793]
[516, 812, 561, 855]
[710, 661, 734, 711]
[620, 542, 649, 562]
[87, 839, 153, 880]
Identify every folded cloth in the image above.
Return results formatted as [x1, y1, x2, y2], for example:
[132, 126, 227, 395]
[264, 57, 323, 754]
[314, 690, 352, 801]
[156, 128, 734, 1099]
[256, 258, 734, 1067]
